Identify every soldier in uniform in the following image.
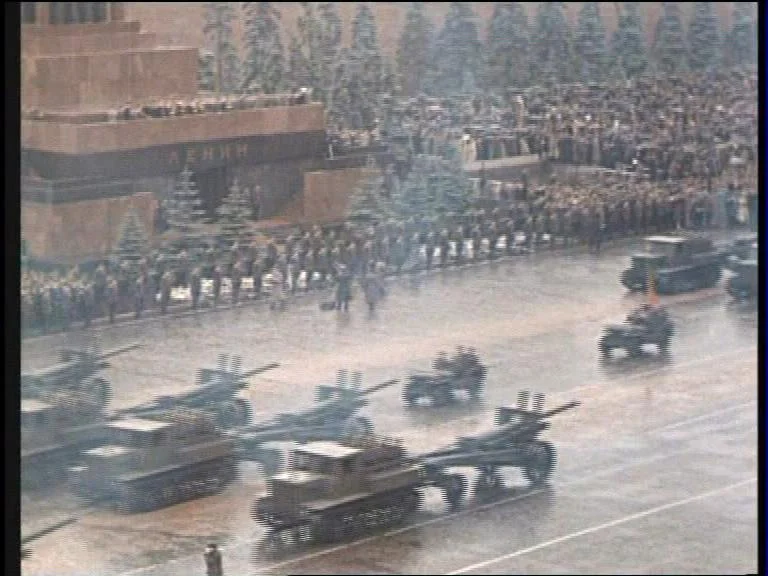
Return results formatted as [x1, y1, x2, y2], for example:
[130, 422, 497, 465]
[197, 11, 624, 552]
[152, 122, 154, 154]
[106, 277, 118, 324]
[252, 262, 263, 298]
[335, 264, 352, 312]
[231, 260, 243, 304]
[134, 276, 145, 319]
[212, 265, 222, 307]
[190, 266, 202, 310]
[439, 229, 450, 268]
[83, 282, 94, 327]
[204, 543, 223, 576]
[424, 231, 435, 271]
[160, 270, 172, 314]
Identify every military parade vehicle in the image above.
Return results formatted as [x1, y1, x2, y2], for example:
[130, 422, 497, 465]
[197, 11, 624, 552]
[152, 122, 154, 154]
[421, 391, 580, 503]
[22, 395, 108, 490]
[113, 355, 278, 429]
[21, 341, 141, 409]
[253, 436, 437, 544]
[68, 410, 238, 513]
[403, 347, 487, 407]
[599, 305, 675, 358]
[621, 235, 724, 294]
[724, 234, 759, 271]
[726, 241, 758, 302]
[232, 371, 397, 475]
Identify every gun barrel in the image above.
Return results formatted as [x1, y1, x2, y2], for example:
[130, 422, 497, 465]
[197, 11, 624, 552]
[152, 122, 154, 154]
[362, 379, 399, 396]
[101, 343, 142, 360]
[241, 362, 280, 379]
[542, 400, 581, 419]
[21, 517, 77, 546]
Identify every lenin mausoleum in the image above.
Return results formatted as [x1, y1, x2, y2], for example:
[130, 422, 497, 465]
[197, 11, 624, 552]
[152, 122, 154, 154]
[21, 2, 364, 264]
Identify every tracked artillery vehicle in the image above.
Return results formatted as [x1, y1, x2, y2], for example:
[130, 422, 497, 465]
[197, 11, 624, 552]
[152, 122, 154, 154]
[113, 355, 278, 430]
[599, 305, 675, 358]
[621, 235, 724, 294]
[232, 371, 397, 475]
[21, 395, 107, 490]
[21, 341, 141, 409]
[403, 347, 487, 407]
[726, 242, 758, 302]
[253, 436, 456, 545]
[68, 410, 237, 513]
[421, 391, 580, 506]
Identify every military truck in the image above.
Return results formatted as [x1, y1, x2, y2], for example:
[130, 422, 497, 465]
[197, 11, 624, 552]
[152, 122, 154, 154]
[621, 235, 724, 294]
[403, 348, 487, 407]
[599, 305, 675, 358]
[726, 242, 758, 301]
[253, 437, 428, 543]
[68, 410, 237, 513]
[21, 395, 107, 490]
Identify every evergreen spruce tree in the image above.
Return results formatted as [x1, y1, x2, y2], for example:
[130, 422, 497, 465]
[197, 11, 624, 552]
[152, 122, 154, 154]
[287, 33, 310, 90]
[653, 2, 688, 75]
[534, 3, 575, 84]
[688, 2, 720, 72]
[166, 166, 205, 233]
[327, 48, 352, 129]
[199, 49, 216, 92]
[203, 2, 241, 94]
[612, 2, 647, 79]
[393, 152, 472, 220]
[216, 179, 252, 244]
[380, 57, 397, 97]
[113, 210, 148, 268]
[575, 2, 607, 83]
[295, 2, 322, 95]
[724, 3, 756, 68]
[484, 2, 530, 94]
[347, 3, 383, 131]
[242, 2, 284, 93]
[317, 3, 343, 106]
[347, 171, 391, 224]
[429, 2, 482, 95]
[396, 3, 433, 97]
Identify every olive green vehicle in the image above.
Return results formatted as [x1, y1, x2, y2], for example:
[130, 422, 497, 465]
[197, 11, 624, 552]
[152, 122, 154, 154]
[68, 410, 237, 513]
[21, 395, 107, 491]
[621, 235, 724, 294]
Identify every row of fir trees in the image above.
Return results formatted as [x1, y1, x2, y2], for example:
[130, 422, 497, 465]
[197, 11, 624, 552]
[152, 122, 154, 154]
[200, 2, 756, 108]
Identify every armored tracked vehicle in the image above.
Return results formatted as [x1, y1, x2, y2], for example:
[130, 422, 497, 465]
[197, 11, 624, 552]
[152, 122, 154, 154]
[68, 410, 237, 513]
[21, 341, 140, 409]
[621, 235, 723, 294]
[422, 391, 580, 501]
[403, 347, 487, 407]
[726, 242, 758, 301]
[253, 437, 431, 544]
[599, 305, 675, 357]
[21, 395, 107, 491]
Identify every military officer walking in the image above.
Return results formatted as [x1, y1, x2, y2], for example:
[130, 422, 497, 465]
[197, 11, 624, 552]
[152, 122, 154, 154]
[203, 543, 223, 576]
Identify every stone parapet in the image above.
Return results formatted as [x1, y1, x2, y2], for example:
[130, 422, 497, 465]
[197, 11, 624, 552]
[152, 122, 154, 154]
[22, 103, 326, 154]
[22, 30, 157, 56]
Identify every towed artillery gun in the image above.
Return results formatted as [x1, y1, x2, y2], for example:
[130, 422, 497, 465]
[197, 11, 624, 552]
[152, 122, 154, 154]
[403, 347, 487, 407]
[68, 409, 238, 513]
[21, 394, 108, 490]
[21, 341, 141, 409]
[252, 392, 579, 547]
[726, 241, 758, 302]
[599, 305, 675, 358]
[113, 355, 279, 430]
[621, 235, 724, 294]
[231, 370, 397, 476]
[420, 390, 580, 505]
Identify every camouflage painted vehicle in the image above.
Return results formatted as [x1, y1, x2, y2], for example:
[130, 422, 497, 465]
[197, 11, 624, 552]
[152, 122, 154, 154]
[67, 410, 237, 513]
[403, 347, 487, 407]
[21, 395, 107, 490]
[21, 341, 141, 409]
[726, 242, 758, 301]
[621, 235, 724, 294]
[599, 305, 675, 357]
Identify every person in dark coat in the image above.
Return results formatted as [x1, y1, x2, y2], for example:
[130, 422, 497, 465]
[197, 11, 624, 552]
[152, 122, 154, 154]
[204, 543, 223, 576]
[190, 267, 202, 310]
[335, 264, 352, 312]
[160, 271, 172, 314]
[106, 277, 118, 324]
[231, 260, 243, 304]
[134, 277, 145, 320]
[212, 265, 222, 306]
